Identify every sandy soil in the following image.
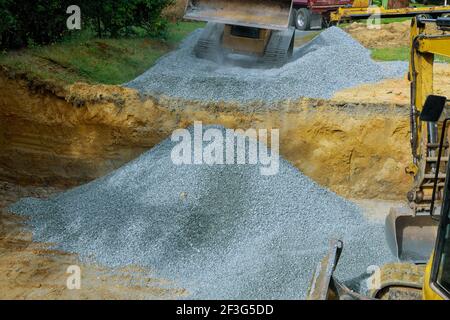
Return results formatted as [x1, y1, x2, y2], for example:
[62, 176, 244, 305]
[344, 20, 411, 49]
[344, 20, 441, 49]
[0, 181, 186, 299]
[332, 63, 450, 105]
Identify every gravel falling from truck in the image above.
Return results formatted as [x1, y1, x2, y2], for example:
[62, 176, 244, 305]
[9, 125, 394, 299]
[125, 27, 408, 103]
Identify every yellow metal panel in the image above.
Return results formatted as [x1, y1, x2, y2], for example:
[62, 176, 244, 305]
[352, 0, 370, 8]
[413, 51, 434, 113]
[330, 5, 450, 23]
[423, 254, 444, 300]
[222, 26, 271, 56]
[419, 38, 450, 58]
[408, 17, 434, 177]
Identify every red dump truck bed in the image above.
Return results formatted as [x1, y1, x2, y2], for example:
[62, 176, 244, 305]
[293, 0, 352, 14]
[291, 0, 352, 29]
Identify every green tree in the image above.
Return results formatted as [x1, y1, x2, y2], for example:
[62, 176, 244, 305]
[0, 0, 174, 49]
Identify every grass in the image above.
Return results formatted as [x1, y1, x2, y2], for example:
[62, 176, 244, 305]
[378, 17, 411, 24]
[339, 16, 411, 28]
[372, 46, 450, 63]
[371, 47, 410, 61]
[0, 21, 205, 86]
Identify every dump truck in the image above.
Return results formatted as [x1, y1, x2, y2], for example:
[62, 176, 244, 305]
[330, 4, 450, 25]
[292, 0, 353, 30]
[184, 0, 296, 67]
[292, 0, 450, 30]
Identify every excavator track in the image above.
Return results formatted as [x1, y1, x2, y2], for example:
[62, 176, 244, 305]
[194, 22, 225, 63]
[261, 27, 295, 67]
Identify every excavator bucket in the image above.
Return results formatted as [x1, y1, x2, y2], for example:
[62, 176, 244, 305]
[307, 240, 343, 300]
[307, 240, 371, 300]
[184, 0, 294, 30]
[385, 207, 439, 263]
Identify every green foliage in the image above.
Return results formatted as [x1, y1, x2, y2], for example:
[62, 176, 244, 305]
[372, 46, 450, 63]
[0, 0, 174, 49]
[1, 0, 73, 49]
[0, 21, 204, 86]
[81, 0, 174, 39]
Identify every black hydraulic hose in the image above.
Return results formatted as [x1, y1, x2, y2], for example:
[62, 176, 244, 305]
[430, 118, 450, 220]
[410, 36, 419, 162]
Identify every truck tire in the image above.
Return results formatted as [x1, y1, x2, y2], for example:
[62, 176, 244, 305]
[416, 13, 432, 20]
[295, 8, 311, 30]
[290, 9, 297, 27]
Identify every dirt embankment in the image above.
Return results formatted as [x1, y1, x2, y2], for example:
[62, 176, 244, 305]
[0, 180, 187, 299]
[333, 63, 450, 105]
[0, 223, 185, 300]
[344, 20, 411, 49]
[0, 72, 412, 200]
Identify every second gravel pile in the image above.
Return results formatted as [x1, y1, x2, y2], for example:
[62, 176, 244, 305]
[10, 126, 394, 299]
[125, 27, 407, 103]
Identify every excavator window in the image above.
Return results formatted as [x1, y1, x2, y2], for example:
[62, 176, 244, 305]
[435, 217, 450, 296]
[433, 158, 450, 298]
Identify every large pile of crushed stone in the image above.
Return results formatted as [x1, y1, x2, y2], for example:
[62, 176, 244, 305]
[125, 27, 407, 103]
[10, 126, 394, 299]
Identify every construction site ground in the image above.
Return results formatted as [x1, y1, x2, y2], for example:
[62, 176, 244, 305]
[1, 21, 449, 299]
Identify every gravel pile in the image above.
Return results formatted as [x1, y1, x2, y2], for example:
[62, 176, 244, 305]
[10, 126, 394, 299]
[125, 27, 407, 103]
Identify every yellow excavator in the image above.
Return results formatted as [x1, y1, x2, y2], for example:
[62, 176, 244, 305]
[308, 16, 450, 300]
[184, 0, 295, 66]
[386, 15, 450, 264]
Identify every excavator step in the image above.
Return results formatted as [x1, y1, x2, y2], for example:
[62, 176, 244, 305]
[261, 27, 295, 67]
[427, 143, 449, 148]
[422, 182, 445, 187]
[426, 157, 449, 162]
[193, 22, 225, 62]
[424, 173, 447, 179]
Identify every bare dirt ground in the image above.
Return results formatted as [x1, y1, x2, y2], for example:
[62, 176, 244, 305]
[344, 20, 441, 49]
[0, 181, 186, 299]
[316, 19, 450, 105]
[344, 20, 411, 49]
[339, 19, 450, 104]
[332, 63, 450, 104]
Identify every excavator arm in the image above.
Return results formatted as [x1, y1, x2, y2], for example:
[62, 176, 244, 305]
[407, 17, 450, 212]
[385, 17, 450, 264]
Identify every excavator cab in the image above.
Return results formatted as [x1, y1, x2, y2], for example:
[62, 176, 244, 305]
[385, 17, 450, 264]
[184, 0, 295, 67]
